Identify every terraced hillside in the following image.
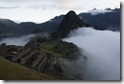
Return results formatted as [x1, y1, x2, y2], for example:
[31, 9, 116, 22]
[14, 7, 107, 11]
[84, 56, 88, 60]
[0, 56, 55, 80]
[0, 39, 84, 80]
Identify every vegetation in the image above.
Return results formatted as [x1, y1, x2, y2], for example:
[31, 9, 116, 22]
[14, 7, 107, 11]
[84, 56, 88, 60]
[0, 56, 55, 80]
[40, 40, 63, 57]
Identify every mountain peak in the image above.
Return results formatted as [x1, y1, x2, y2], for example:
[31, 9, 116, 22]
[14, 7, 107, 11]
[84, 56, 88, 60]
[57, 10, 85, 38]
[64, 10, 79, 20]
[67, 10, 77, 15]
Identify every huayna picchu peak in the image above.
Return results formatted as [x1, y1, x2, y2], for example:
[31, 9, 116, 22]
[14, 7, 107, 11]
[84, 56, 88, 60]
[57, 10, 86, 38]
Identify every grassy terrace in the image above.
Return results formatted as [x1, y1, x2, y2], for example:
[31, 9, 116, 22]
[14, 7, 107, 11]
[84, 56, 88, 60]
[40, 40, 63, 57]
[0, 56, 55, 80]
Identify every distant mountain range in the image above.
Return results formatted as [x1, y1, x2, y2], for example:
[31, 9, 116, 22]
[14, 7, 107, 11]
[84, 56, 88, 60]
[0, 8, 120, 37]
[79, 8, 120, 31]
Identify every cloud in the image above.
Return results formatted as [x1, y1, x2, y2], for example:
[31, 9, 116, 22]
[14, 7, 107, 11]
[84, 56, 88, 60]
[0, 34, 35, 46]
[0, 0, 120, 10]
[57, 0, 76, 10]
[0, 0, 42, 3]
[0, 0, 120, 22]
[63, 27, 120, 80]
[0, 6, 19, 9]
[26, 1, 58, 10]
[0, 33, 49, 46]
[87, 9, 114, 15]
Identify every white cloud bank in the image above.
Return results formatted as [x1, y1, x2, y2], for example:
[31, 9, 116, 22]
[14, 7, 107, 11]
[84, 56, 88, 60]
[63, 27, 120, 80]
[0, 34, 35, 46]
[88, 9, 114, 15]
[0, 33, 49, 46]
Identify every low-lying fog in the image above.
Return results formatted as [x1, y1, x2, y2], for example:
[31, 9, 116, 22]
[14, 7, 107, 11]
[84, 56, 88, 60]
[63, 27, 120, 80]
[0, 33, 49, 46]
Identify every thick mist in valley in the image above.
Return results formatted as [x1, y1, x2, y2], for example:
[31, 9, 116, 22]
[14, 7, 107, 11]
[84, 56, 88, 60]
[0, 35, 35, 46]
[0, 33, 49, 46]
[63, 27, 120, 80]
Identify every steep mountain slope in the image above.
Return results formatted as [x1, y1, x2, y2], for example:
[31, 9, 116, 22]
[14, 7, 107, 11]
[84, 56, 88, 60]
[57, 11, 86, 38]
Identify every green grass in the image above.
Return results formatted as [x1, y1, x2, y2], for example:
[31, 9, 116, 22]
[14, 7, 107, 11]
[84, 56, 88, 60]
[0, 56, 55, 80]
[40, 40, 63, 57]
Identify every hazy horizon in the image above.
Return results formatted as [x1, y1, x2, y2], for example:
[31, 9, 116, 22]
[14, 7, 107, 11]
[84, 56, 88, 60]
[0, 0, 120, 23]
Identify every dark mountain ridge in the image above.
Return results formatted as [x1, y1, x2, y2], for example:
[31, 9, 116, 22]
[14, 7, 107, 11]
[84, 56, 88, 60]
[0, 19, 22, 35]
[0, 8, 120, 38]
[79, 8, 120, 31]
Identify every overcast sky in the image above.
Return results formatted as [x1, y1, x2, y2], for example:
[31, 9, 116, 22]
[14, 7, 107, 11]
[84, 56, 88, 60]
[0, 0, 120, 23]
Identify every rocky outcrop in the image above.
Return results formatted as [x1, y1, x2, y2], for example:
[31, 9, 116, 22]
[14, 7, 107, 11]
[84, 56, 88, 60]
[57, 10, 85, 38]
